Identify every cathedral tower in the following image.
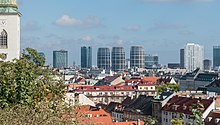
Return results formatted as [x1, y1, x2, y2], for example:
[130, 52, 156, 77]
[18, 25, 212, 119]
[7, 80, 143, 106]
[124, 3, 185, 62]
[0, 0, 20, 61]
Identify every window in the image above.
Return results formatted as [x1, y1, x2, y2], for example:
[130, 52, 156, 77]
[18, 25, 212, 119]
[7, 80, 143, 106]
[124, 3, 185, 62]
[0, 30, 7, 49]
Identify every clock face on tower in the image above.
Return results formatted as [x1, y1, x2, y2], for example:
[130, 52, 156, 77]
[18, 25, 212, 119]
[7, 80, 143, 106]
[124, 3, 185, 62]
[0, 19, 6, 27]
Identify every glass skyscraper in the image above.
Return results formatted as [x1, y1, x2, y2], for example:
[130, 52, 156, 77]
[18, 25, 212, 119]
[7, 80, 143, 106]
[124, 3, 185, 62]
[180, 49, 184, 68]
[53, 50, 68, 69]
[111, 47, 125, 71]
[145, 54, 159, 68]
[97, 48, 110, 70]
[213, 46, 220, 69]
[130, 46, 145, 68]
[81, 46, 92, 68]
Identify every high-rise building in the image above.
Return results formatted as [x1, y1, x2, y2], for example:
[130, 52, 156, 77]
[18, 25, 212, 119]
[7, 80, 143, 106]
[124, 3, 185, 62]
[81, 46, 92, 68]
[53, 50, 68, 69]
[203, 59, 212, 71]
[213, 46, 220, 69]
[88, 46, 92, 68]
[180, 49, 184, 68]
[184, 43, 204, 72]
[97, 48, 110, 70]
[0, 0, 20, 61]
[111, 47, 125, 71]
[81, 46, 87, 68]
[145, 54, 159, 68]
[130, 46, 145, 68]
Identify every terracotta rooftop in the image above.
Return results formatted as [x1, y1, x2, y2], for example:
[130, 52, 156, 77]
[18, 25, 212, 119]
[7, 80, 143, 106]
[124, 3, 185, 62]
[75, 85, 135, 92]
[142, 77, 160, 83]
[114, 120, 144, 125]
[75, 105, 114, 125]
[162, 96, 214, 115]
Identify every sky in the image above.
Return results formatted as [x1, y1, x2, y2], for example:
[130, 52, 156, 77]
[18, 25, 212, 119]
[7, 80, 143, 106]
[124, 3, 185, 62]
[18, 0, 220, 66]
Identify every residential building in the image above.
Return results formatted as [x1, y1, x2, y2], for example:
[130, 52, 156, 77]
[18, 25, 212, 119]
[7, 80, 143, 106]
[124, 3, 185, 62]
[184, 43, 204, 72]
[53, 50, 68, 68]
[152, 91, 176, 125]
[0, 1, 20, 61]
[75, 105, 114, 125]
[94, 76, 125, 86]
[112, 47, 125, 71]
[198, 79, 220, 94]
[203, 59, 212, 71]
[123, 95, 153, 121]
[74, 85, 136, 104]
[130, 46, 145, 68]
[162, 96, 215, 125]
[180, 49, 184, 68]
[213, 46, 220, 69]
[81, 46, 92, 68]
[65, 93, 95, 106]
[168, 63, 180, 69]
[205, 111, 220, 125]
[97, 48, 111, 70]
[179, 68, 218, 91]
[136, 83, 156, 97]
[145, 54, 158, 68]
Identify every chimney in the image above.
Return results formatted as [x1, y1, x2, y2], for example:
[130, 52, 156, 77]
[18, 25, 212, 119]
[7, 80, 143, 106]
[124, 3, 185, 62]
[137, 119, 140, 125]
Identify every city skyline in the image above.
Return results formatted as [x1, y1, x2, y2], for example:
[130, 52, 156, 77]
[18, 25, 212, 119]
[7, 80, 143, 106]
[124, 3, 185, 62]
[19, 0, 220, 65]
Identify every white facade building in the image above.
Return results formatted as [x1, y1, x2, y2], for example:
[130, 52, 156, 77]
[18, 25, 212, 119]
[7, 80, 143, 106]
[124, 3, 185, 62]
[184, 43, 204, 72]
[0, 1, 20, 61]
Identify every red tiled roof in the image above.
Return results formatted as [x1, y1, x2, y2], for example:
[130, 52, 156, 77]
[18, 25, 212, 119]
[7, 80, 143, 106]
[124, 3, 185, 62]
[75, 105, 114, 125]
[142, 77, 160, 83]
[162, 96, 214, 115]
[114, 121, 144, 125]
[75, 85, 135, 92]
[137, 83, 155, 86]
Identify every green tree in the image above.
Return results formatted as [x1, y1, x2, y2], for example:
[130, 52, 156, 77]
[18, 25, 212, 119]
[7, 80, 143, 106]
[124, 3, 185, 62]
[171, 118, 183, 125]
[190, 102, 205, 125]
[144, 116, 158, 125]
[0, 48, 73, 124]
[156, 83, 179, 93]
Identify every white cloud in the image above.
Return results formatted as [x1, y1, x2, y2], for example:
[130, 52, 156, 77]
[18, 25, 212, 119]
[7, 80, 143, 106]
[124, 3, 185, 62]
[55, 15, 102, 28]
[81, 36, 93, 42]
[123, 25, 141, 32]
[142, 0, 214, 3]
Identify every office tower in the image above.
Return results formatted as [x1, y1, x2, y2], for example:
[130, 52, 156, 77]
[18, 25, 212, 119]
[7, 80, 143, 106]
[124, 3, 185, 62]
[130, 46, 145, 68]
[111, 47, 125, 71]
[88, 46, 92, 68]
[53, 50, 68, 69]
[81, 46, 92, 68]
[180, 49, 184, 68]
[184, 43, 204, 72]
[81, 46, 87, 68]
[213, 46, 220, 69]
[145, 54, 159, 68]
[126, 59, 130, 69]
[97, 48, 110, 70]
[0, 1, 20, 61]
[203, 59, 211, 71]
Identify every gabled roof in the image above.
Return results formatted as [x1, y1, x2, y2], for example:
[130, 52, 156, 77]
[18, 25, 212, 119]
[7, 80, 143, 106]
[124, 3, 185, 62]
[105, 102, 121, 113]
[124, 95, 153, 115]
[75, 105, 114, 125]
[142, 77, 160, 83]
[206, 79, 220, 88]
[162, 96, 213, 115]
